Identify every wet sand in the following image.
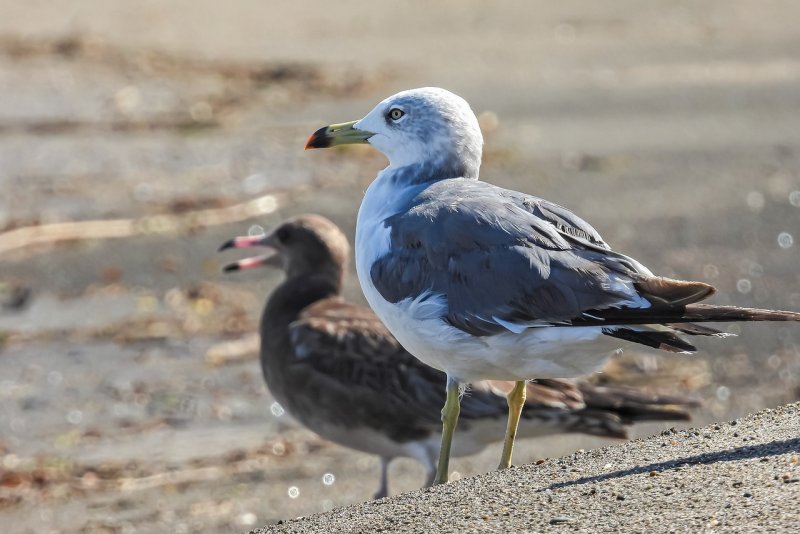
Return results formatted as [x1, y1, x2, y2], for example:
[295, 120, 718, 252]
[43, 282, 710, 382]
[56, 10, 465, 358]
[1, 1, 800, 532]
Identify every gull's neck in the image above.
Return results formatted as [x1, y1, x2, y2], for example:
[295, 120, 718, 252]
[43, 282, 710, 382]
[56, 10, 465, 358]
[382, 134, 481, 187]
[383, 160, 478, 188]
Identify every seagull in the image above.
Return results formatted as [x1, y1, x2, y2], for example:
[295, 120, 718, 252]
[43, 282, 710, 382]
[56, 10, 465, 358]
[304, 87, 800, 484]
[219, 214, 699, 498]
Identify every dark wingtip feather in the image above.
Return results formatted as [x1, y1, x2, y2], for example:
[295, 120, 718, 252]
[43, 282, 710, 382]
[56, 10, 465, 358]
[603, 327, 697, 353]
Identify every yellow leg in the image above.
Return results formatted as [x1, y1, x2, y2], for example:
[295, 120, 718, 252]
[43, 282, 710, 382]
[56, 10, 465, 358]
[434, 377, 461, 485]
[498, 380, 527, 470]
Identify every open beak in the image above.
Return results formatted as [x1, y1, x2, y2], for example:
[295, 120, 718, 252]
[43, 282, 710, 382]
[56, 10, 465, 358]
[305, 120, 373, 149]
[218, 235, 281, 272]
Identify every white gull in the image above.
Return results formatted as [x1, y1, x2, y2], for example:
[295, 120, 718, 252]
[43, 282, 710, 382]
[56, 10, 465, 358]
[305, 86, 800, 484]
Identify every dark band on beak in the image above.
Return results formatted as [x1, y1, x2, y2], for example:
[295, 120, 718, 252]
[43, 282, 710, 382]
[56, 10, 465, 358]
[222, 261, 243, 273]
[305, 126, 334, 149]
[218, 238, 237, 253]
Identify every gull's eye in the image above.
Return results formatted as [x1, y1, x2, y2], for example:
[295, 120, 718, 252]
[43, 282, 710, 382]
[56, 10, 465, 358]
[388, 108, 405, 121]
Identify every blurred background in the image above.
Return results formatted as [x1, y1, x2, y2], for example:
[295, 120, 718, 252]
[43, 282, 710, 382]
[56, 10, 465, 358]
[1, 1, 799, 532]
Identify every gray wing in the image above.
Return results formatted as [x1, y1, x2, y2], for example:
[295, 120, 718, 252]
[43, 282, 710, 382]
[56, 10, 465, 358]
[288, 298, 510, 428]
[371, 179, 653, 336]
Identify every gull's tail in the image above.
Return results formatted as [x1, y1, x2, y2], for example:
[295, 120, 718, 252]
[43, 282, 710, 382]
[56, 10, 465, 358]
[568, 275, 800, 353]
[588, 303, 800, 353]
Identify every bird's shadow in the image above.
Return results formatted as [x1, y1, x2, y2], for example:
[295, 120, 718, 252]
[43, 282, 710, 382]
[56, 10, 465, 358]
[540, 437, 800, 492]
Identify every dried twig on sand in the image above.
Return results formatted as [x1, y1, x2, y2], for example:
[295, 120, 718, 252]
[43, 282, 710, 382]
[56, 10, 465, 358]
[0, 192, 294, 258]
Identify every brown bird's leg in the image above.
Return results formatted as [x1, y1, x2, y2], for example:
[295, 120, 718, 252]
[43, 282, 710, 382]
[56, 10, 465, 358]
[374, 457, 391, 499]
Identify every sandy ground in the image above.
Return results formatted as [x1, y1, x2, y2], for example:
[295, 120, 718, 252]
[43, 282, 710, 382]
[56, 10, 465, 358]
[1, 1, 800, 532]
[261, 403, 800, 533]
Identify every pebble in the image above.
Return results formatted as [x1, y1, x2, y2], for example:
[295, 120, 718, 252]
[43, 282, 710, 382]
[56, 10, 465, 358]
[549, 516, 574, 525]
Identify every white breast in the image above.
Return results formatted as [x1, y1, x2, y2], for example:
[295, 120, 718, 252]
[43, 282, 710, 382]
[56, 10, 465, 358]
[355, 170, 395, 289]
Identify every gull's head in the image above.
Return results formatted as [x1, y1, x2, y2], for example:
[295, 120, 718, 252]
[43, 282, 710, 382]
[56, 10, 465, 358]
[306, 87, 483, 180]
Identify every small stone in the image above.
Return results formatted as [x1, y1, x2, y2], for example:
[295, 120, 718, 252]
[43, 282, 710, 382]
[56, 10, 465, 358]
[732, 481, 743, 488]
[616, 494, 626, 501]
[649, 471, 659, 477]
[535, 459, 546, 465]
[743, 492, 753, 498]
[550, 516, 574, 525]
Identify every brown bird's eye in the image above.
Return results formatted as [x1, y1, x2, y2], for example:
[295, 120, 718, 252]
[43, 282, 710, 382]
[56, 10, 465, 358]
[276, 227, 290, 243]
[388, 108, 405, 121]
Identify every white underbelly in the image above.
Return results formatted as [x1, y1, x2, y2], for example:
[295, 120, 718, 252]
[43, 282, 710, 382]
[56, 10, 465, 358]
[364, 288, 622, 382]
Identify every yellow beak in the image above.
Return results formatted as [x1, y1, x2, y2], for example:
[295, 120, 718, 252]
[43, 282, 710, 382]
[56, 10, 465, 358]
[304, 120, 374, 149]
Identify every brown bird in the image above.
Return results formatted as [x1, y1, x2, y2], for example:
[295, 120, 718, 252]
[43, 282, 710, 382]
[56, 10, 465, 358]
[219, 214, 698, 498]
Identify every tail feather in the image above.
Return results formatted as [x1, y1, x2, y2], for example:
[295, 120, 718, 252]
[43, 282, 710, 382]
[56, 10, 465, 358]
[682, 304, 800, 323]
